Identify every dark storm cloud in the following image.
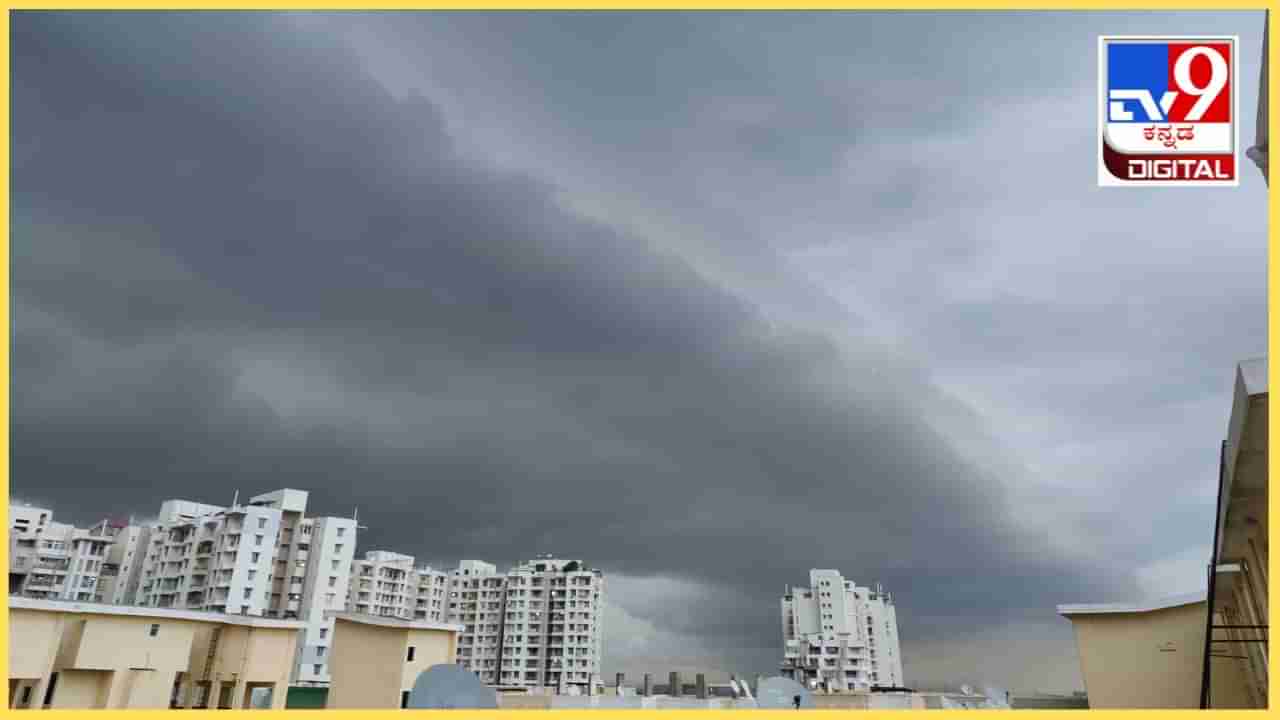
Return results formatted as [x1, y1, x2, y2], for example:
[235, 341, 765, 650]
[13, 10, 1260, 691]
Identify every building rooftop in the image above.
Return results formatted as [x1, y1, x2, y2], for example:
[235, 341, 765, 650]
[1056, 589, 1206, 616]
[326, 611, 464, 632]
[1238, 356, 1267, 397]
[9, 596, 307, 629]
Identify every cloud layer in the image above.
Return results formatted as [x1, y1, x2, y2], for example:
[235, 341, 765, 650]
[12, 11, 1265, 692]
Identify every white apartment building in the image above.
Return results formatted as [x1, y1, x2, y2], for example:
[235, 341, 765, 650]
[781, 569, 904, 692]
[290, 514, 357, 686]
[132, 488, 356, 688]
[89, 519, 151, 605]
[10, 504, 52, 536]
[347, 550, 449, 623]
[450, 560, 504, 684]
[349, 550, 417, 618]
[495, 557, 604, 694]
[345, 553, 606, 694]
[9, 504, 52, 594]
[413, 565, 451, 623]
[9, 505, 111, 602]
[137, 498, 282, 615]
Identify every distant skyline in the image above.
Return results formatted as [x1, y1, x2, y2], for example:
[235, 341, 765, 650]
[11, 11, 1266, 692]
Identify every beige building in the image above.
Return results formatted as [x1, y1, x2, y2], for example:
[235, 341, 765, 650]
[1059, 592, 1221, 708]
[1059, 358, 1268, 709]
[8, 596, 303, 709]
[325, 611, 462, 708]
[1202, 357, 1267, 707]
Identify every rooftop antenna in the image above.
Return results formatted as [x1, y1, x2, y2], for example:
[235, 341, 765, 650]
[353, 507, 368, 530]
[231, 489, 240, 508]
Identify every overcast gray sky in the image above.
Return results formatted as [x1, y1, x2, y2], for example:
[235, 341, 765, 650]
[11, 11, 1266, 693]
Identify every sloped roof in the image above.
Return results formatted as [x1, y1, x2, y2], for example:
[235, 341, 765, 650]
[1057, 589, 1206, 616]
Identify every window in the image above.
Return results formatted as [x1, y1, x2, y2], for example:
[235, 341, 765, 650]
[328, 576, 337, 588]
[319, 628, 328, 640]
[314, 664, 323, 675]
[407, 646, 416, 662]
[317, 646, 326, 657]
[149, 624, 160, 637]
[337, 527, 345, 538]
[258, 518, 268, 529]
[332, 560, 340, 571]
[255, 535, 264, 546]
[252, 552, 261, 563]
[248, 570, 257, 581]
[401, 691, 410, 709]
[335, 544, 344, 553]
[241, 605, 250, 614]
[244, 588, 253, 600]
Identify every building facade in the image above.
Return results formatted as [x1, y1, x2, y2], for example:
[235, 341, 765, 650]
[89, 519, 151, 605]
[347, 551, 451, 623]
[780, 569, 904, 692]
[1058, 592, 1255, 708]
[1201, 357, 1268, 708]
[9, 506, 111, 603]
[450, 560, 504, 685]
[344, 554, 605, 694]
[494, 557, 604, 693]
[9, 596, 304, 710]
[132, 489, 356, 688]
[325, 612, 463, 709]
[1058, 359, 1268, 709]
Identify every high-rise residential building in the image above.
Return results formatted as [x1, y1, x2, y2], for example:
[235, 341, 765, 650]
[450, 560, 504, 684]
[495, 556, 604, 694]
[412, 565, 451, 623]
[137, 498, 283, 615]
[10, 504, 53, 537]
[345, 554, 605, 694]
[780, 569, 904, 692]
[9, 504, 53, 594]
[349, 550, 417, 618]
[132, 488, 356, 688]
[348, 550, 451, 623]
[9, 505, 111, 602]
[89, 518, 151, 605]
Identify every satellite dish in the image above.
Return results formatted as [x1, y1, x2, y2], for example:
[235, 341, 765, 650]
[404, 664, 499, 709]
[755, 677, 814, 709]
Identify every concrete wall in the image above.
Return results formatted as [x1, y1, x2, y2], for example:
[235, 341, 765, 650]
[326, 620, 408, 708]
[72, 615, 196, 672]
[499, 694, 553, 709]
[813, 693, 873, 709]
[47, 670, 108, 709]
[1068, 601, 1206, 708]
[10, 604, 299, 710]
[184, 623, 296, 709]
[399, 627, 457, 692]
[10, 608, 65, 679]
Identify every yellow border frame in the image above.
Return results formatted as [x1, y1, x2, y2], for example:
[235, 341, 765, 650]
[0, 4, 1272, 717]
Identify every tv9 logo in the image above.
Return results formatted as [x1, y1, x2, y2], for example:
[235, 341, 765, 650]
[1099, 37, 1238, 186]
